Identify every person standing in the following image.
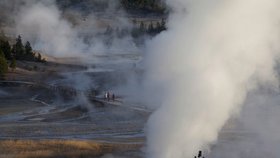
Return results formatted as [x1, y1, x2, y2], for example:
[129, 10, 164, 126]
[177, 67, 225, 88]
[104, 92, 107, 100]
[107, 92, 110, 101]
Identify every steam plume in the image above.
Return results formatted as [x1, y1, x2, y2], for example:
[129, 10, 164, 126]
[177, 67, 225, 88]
[210, 88, 280, 158]
[145, 0, 280, 158]
[16, 1, 85, 57]
[14, 0, 136, 58]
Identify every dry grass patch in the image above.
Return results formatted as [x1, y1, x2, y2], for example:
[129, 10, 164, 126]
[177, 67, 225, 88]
[0, 139, 132, 158]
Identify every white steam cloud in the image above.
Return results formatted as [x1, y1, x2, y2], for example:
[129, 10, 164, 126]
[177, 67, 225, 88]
[16, 2, 85, 57]
[210, 88, 280, 158]
[145, 0, 280, 158]
[15, 1, 137, 58]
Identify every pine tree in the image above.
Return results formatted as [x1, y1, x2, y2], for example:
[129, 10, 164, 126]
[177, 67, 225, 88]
[148, 22, 154, 34]
[161, 18, 166, 31]
[0, 50, 8, 78]
[0, 40, 12, 60]
[13, 35, 24, 60]
[156, 21, 161, 32]
[25, 41, 33, 61]
[140, 21, 145, 32]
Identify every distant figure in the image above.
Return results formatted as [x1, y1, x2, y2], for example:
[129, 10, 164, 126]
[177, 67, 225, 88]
[107, 92, 110, 101]
[198, 151, 202, 157]
[104, 92, 108, 100]
[112, 94, 115, 101]
[195, 150, 204, 158]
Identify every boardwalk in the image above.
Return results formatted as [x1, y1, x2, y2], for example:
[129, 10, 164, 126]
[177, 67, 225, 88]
[0, 80, 150, 113]
[91, 96, 151, 113]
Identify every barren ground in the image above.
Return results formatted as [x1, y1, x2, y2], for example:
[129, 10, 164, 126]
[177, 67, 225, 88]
[0, 55, 147, 158]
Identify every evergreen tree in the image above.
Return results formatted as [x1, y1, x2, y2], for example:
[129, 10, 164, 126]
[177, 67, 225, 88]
[25, 41, 32, 55]
[140, 21, 145, 32]
[0, 40, 12, 60]
[25, 41, 34, 61]
[161, 18, 166, 30]
[121, 0, 165, 13]
[156, 22, 161, 32]
[148, 22, 154, 33]
[13, 35, 24, 60]
[0, 50, 8, 78]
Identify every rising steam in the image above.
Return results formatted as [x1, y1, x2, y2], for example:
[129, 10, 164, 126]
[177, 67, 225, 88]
[145, 0, 280, 158]
[14, 0, 136, 58]
[16, 2, 85, 57]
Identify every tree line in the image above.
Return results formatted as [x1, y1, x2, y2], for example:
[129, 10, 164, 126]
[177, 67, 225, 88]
[101, 19, 166, 47]
[57, 0, 166, 15]
[104, 19, 166, 38]
[120, 0, 165, 14]
[131, 19, 167, 38]
[0, 35, 46, 77]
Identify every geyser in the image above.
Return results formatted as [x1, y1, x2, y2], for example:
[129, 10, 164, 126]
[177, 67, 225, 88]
[145, 0, 280, 158]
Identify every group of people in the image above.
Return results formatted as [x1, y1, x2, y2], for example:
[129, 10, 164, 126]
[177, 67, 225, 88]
[104, 91, 115, 101]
